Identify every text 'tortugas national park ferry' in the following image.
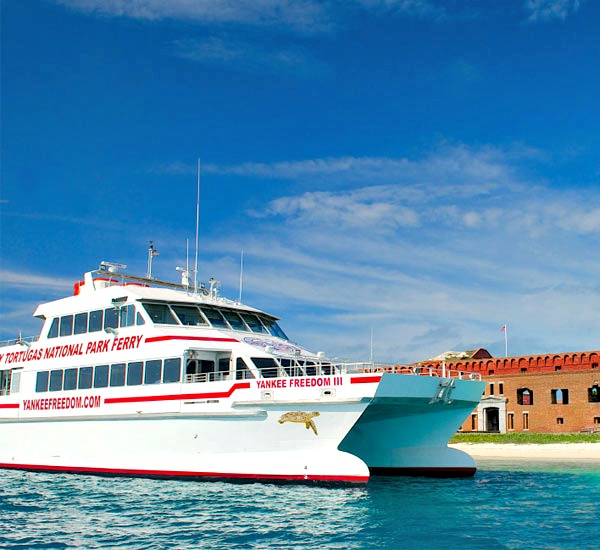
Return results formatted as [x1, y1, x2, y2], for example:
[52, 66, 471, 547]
[0, 261, 486, 484]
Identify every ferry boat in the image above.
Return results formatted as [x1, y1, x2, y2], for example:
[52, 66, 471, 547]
[0, 261, 486, 484]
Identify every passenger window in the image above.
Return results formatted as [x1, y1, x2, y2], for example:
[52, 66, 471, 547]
[59, 315, 74, 337]
[236, 358, 255, 380]
[144, 360, 162, 384]
[49, 369, 64, 391]
[200, 307, 229, 329]
[252, 358, 278, 378]
[120, 305, 136, 328]
[64, 368, 78, 390]
[47, 318, 59, 339]
[36, 371, 49, 392]
[221, 310, 248, 331]
[136, 312, 145, 325]
[261, 318, 288, 340]
[163, 358, 181, 383]
[110, 363, 126, 387]
[94, 365, 109, 388]
[127, 362, 143, 386]
[241, 313, 267, 334]
[142, 303, 179, 325]
[78, 367, 93, 389]
[171, 305, 207, 326]
[89, 310, 103, 332]
[74, 313, 88, 335]
[104, 308, 119, 330]
[218, 358, 230, 375]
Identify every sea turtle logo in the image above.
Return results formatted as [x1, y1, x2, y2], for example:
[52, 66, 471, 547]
[278, 411, 320, 435]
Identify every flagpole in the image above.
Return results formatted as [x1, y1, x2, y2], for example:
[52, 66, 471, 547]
[504, 324, 508, 357]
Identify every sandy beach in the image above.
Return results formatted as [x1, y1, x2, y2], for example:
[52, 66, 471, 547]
[450, 442, 600, 461]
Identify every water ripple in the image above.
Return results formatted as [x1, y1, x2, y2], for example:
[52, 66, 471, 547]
[1, 462, 599, 549]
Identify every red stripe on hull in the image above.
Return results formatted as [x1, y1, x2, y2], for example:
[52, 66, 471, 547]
[0, 462, 368, 484]
[0, 404, 19, 409]
[350, 376, 382, 384]
[145, 335, 239, 343]
[104, 382, 251, 404]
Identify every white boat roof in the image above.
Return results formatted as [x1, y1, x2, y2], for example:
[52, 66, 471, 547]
[33, 269, 272, 320]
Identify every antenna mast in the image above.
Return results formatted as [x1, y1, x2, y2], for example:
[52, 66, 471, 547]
[238, 251, 244, 303]
[194, 158, 200, 292]
[147, 241, 159, 278]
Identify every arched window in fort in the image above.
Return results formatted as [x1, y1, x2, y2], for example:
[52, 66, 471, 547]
[517, 388, 534, 406]
[551, 389, 569, 405]
[588, 385, 600, 403]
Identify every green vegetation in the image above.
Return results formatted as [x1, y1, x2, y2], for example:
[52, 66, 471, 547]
[450, 432, 600, 444]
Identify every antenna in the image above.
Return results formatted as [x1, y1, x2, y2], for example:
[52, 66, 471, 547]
[238, 250, 244, 303]
[194, 158, 200, 292]
[369, 326, 374, 364]
[147, 241, 159, 278]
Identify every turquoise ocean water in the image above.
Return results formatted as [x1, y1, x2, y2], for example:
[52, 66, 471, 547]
[1, 460, 599, 549]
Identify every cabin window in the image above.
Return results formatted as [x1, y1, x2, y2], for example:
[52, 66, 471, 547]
[136, 312, 145, 325]
[261, 318, 288, 340]
[252, 357, 278, 378]
[200, 307, 230, 329]
[47, 318, 59, 339]
[59, 315, 73, 337]
[0, 370, 11, 395]
[144, 360, 162, 384]
[200, 360, 215, 375]
[119, 305, 136, 328]
[49, 369, 64, 392]
[89, 310, 103, 332]
[218, 358, 230, 376]
[63, 368, 78, 391]
[236, 358, 254, 380]
[171, 305, 207, 326]
[78, 367, 93, 389]
[110, 363, 126, 387]
[94, 365, 109, 388]
[104, 308, 119, 330]
[240, 313, 268, 334]
[221, 310, 248, 331]
[127, 362, 143, 386]
[163, 358, 181, 383]
[74, 313, 88, 335]
[36, 371, 49, 392]
[305, 361, 317, 376]
[142, 303, 178, 325]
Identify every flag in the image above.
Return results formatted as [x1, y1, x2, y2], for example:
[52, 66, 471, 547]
[500, 325, 506, 332]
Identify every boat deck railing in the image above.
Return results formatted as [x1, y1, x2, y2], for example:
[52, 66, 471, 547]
[182, 362, 481, 383]
[0, 335, 39, 349]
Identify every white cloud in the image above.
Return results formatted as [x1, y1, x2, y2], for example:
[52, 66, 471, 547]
[0, 270, 75, 291]
[172, 37, 326, 75]
[525, 0, 584, 21]
[207, 144, 531, 190]
[354, 0, 445, 19]
[55, 0, 330, 33]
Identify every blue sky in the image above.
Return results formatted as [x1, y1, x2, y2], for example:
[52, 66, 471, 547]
[1, 0, 599, 363]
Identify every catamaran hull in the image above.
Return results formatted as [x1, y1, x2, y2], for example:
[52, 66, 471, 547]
[0, 406, 372, 483]
[340, 374, 486, 477]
